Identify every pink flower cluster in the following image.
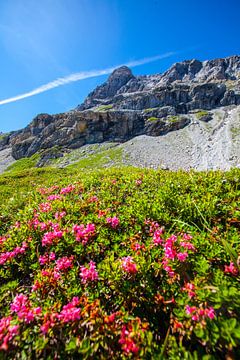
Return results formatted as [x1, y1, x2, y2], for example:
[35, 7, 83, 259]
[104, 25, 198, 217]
[39, 202, 52, 213]
[72, 223, 95, 245]
[164, 235, 178, 260]
[40, 297, 81, 334]
[57, 297, 81, 323]
[0, 316, 19, 351]
[224, 262, 238, 276]
[29, 213, 62, 232]
[55, 211, 66, 220]
[179, 233, 195, 252]
[28, 213, 46, 231]
[186, 305, 215, 321]
[42, 224, 63, 246]
[106, 216, 120, 229]
[150, 226, 196, 277]
[119, 325, 139, 355]
[80, 261, 98, 284]
[55, 256, 74, 272]
[10, 294, 41, 324]
[47, 195, 62, 201]
[162, 235, 195, 277]
[39, 252, 56, 265]
[0, 242, 28, 265]
[39, 254, 73, 280]
[162, 234, 192, 263]
[182, 233, 193, 241]
[60, 185, 75, 195]
[160, 235, 177, 278]
[177, 252, 189, 262]
[121, 256, 138, 274]
[153, 227, 164, 245]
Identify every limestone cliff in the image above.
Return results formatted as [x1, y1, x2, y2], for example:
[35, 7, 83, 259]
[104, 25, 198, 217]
[0, 55, 239, 165]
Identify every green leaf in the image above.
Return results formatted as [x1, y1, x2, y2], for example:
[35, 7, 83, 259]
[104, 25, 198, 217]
[65, 338, 77, 352]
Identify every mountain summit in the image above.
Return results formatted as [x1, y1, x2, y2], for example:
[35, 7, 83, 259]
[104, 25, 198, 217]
[78, 66, 134, 110]
[0, 55, 240, 170]
[78, 55, 240, 112]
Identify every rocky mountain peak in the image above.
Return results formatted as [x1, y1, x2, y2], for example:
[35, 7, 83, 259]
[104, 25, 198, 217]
[77, 66, 134, 110]
[108, 65, 133, 82]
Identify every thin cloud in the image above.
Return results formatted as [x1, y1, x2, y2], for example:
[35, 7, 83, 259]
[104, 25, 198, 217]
[0, 52, 175, 106]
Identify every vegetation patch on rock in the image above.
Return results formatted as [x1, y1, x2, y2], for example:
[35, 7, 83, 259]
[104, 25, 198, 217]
[195, 110, 212, 122]
[147, 116, 159, 122]
[167, 115, 180, 123]
[143, 107, 158, 113]
[94, 104, 114, 112]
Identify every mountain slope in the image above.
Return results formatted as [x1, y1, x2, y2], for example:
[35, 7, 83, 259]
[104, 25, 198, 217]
[0, 55, 240, 171]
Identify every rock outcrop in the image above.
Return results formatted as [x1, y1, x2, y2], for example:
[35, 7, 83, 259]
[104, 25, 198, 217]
[1, 55, 240, 161]
[78, 66, 134, 110]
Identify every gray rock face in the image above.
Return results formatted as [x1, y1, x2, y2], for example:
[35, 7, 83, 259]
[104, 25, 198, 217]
[77, 55, 240, 112]
[158, 59, 203, 83]
[1, 55, 240, 161]
[78, 66, 134, 110]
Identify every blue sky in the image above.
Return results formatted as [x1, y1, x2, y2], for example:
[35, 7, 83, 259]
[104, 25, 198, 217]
[0, 0, 239, 132]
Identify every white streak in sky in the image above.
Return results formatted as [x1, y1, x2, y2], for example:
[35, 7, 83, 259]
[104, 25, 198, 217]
[0, 52, 175, 106]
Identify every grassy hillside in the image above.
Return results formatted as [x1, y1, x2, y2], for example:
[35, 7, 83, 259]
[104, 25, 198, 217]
[0, 167, 239, 359]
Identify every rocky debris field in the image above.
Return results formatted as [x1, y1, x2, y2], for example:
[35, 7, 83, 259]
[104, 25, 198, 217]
[0, 148, 15, 173]
[121, 106, 240, 171]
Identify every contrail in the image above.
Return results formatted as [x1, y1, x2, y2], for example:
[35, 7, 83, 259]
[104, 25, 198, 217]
[0, 52, 175, 106]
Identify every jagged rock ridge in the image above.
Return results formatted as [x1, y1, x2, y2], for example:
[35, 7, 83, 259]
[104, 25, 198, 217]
[0, 55, 240, 165]
[78, 56, 240, 111]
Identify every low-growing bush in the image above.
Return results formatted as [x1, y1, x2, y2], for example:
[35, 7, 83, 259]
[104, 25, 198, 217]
[0, 168, 239, 359]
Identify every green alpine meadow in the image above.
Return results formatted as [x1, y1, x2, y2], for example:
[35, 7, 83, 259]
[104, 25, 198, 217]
[0, 166, 239, 359]
[1, 3, 240, 358]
